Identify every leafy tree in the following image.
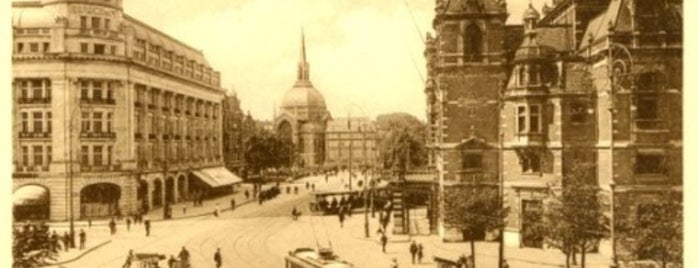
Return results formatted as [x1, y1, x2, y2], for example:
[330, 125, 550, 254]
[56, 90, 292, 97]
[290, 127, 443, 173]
[443, 186, 508, 268]
[13, 223, 59, 268]
[244, 132, 294, 174]
[542, 163, 608, 268]
[375, 113, 427, 170]
[621, 190, 682, 268]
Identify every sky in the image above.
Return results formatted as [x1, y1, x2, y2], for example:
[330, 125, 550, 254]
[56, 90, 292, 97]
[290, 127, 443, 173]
[123, 0, 549, 121]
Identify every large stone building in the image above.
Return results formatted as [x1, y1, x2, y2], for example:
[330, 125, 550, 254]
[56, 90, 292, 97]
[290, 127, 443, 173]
[325, 117, 378, 170]
[222, 90, 256, 176]
[274, 34, 377, 170]
[425, 0, 682, 263]
[11, 0, 241, 221]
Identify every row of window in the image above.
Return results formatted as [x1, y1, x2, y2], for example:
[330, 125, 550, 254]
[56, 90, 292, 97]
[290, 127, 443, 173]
[80, 16, 111, 31]
[15, 42, 50, 54]
[20, 111, 51, 134]
[17, 79, 51, 103]
[80, 42, 117, 55]
[132, 40, 217, 85]
[81, 111, 114, 134]
[80, 80, 115, 103]
[80, 145, 114, 167]
[19, 145, 51, 168]
[135, 86, 220, 117]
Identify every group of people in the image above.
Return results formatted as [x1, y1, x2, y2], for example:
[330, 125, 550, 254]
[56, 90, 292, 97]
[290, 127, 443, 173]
[258, 185, 281, 204]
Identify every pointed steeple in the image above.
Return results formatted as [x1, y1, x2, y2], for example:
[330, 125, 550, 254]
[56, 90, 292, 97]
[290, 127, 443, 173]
[297, 29, 311, 83]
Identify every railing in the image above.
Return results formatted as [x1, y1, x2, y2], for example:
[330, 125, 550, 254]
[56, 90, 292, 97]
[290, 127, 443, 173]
[18, 97, 51, 104]
[81, 97, 115, 105]
[80, 132, 116, 139]
[19, 132, 51, 139]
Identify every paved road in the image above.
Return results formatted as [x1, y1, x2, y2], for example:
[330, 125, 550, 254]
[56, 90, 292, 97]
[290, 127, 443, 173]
[58, 173, 361, 268]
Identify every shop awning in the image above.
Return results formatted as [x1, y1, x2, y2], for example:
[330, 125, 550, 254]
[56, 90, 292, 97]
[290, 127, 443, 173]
[192, 167, 243, 188]
[13, 185, 49, 206]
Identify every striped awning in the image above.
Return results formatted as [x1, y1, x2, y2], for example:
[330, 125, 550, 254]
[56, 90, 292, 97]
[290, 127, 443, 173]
[192, 167, 243, 188]
[13, 185, 49, 206]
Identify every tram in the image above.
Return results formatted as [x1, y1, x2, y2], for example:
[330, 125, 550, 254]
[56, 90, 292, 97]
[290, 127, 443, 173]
[284, 248, 354, 268]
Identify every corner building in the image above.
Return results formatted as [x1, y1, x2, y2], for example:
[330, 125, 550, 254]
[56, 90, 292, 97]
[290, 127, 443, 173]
[425, 0, 682, 262]
[12, 0, 236, 221]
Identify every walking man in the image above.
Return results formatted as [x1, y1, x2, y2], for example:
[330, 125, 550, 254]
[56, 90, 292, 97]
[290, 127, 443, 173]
[410, 240, 418, 264]
[338, 210, 345, 228]
[417, 243, 424, 263]
[179, 246, 190, 264]
[245, 189, 249, 200]
[62, 231, 70, 251]
[122, 249, 134, 268]
[214, 203, 220, 217]
[79, 229, 86, 250]
[109, 218, 117, 235]
[231, 198, 236, 210]
[126, 217, 132, 231]
[213, 248, 222, 268]
[144, 217, 151, 237]
[380, 233, 388, 253]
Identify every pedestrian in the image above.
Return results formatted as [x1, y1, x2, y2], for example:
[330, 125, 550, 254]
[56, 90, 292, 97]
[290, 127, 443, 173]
[62, 231, 70, 251]
[458, 254, 468, 268]
[214, 203, 220, 217]
[410, 240, 418, 264]
[312, 183, 315, 191]
[213, 248, 222, 268]
[338, 210, 345, 228]
[380, 233, 388, 253]
[88, 219, 92, 228]
[122, 249, 134, 268]
[126, 217, 132, 231]
[417, 243, 424, 263]
[144, 218, 151, 237]
[182, 203, 187, 215]
[294, 186, 298, 194]
[50, 231, 59, 252]
[391, 257, 399, 268]
[179, 247, 190, 263]
[231, 198, 236, 210]
[109, 218, 117, 235]
[79, 229, 86, 250]
[245, 189, 250, 200]
[168, 255, 177, 268]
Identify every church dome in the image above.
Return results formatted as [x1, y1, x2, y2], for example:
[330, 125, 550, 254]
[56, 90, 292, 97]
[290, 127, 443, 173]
[281, 82, 327, 109]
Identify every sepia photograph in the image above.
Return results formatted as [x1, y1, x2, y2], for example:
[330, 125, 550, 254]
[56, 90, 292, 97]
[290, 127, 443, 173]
[3, 0, 692, 267]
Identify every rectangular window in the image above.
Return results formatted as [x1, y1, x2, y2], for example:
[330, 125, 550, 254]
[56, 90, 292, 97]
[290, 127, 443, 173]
[32, 80, 42, 99]
[19, 81, 28, 100]
[522, 153, 541, 173]
[80, 16, 87, 29]
[45, 80, 51, 100]
[107, 113, 113, 132]
[91, 17, 100, 29]
[93, 112, 103, 133]
[47, 112, 52, 133]
[93, 81, 102, 100]
[81, 146, 89, 165]
[110, 45, 116, 55]
[22, 146, 29, 166]
[30, 43, 39, 52]
[33, 112, 43, 133]
[635, 154, 664, 175]
[107, 83, 114, 100]
[107, 146, 112, 165]
[637, 97, 658, 120]
[81, 81, 89, 99]
[93, 145, 103, 166]
[81, 112, 90, 132]
[21, 112, 28, 132]
[33, 146, 43, 166]
[462, 153, 482, 170]
[47, 146, 52, 165]
[94, 44, 105, 55]
[517, 106, 527, 133]
[17, 43, 24, 53]
[571, 103, 588, 123]
[104, 18, 110, 30]
[43, 42, 50, 52]
[530, 105, 541, 133]
[81, 43, 88, 53]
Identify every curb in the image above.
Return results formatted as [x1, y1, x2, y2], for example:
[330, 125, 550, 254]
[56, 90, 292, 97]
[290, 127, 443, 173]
[45, 240, 112, 267]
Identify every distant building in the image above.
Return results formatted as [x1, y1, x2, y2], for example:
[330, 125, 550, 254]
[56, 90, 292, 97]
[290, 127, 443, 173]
[425, 0, 682, 262]
[222, 90, 255, 175]
[11, 0, 241, 221]
[324, 117, 378, 170]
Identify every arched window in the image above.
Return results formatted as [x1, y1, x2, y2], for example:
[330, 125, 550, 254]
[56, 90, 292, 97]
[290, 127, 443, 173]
[463, 24, 483, 62]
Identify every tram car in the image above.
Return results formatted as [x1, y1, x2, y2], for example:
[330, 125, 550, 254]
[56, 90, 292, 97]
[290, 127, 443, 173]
[284, 247, 354, 268]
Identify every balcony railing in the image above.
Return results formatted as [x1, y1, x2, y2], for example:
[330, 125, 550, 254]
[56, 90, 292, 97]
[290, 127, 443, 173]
[19, 132, 51, 139]
[80, 132, 116, 139]
[18, 97, 51, 104]
[81, 97, 115, 105]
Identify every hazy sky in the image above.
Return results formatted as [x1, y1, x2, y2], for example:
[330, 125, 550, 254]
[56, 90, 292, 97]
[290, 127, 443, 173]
[123, 0, 548, 121]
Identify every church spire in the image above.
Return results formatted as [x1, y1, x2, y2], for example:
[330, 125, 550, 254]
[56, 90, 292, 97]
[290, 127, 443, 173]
[297, 30, 310, 83]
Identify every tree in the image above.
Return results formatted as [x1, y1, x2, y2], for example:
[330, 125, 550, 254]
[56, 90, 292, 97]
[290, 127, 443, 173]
[375, 113, 427, 170]
[443, 186, 508, 268]
[13, 223, 59, 268]
[542, 163, 609, 268]
[244, 132, 294, 174]
[621, 190, 682, 268]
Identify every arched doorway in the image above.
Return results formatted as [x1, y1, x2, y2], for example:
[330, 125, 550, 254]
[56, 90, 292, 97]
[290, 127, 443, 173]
[152, 179, 163, 208]
[80, 183, 121, 218]
[165, 177, 175, 205]
[177, 175, 186, 201]
[137, 180, 149, 211]
[13, 185, 50, 221]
